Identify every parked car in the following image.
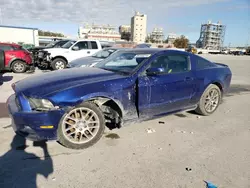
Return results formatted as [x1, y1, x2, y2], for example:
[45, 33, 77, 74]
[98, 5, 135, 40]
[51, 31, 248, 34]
[39, 40, 102, 70]
[7, 49, 232, 149]
[0, 42, 34, 73]
[28, 39, 71, 67]
[67, 47, 121, 68]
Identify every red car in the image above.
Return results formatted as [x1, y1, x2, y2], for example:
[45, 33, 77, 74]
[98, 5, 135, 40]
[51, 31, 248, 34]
[0, 42, 34, 73]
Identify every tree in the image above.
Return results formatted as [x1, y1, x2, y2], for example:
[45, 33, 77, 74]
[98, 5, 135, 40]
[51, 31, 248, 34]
[38, 30, 65, 37]
[173, 35, 189, 48]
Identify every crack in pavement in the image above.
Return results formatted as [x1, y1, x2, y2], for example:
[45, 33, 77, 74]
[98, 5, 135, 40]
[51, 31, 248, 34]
[22, 151, 82, 160]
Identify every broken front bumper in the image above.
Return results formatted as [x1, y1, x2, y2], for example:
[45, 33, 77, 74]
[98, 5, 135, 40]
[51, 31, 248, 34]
[7, 94, 65, 141]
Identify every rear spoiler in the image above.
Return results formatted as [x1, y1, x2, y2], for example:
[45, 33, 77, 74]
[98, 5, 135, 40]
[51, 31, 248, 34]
[213, 62, 228, 67]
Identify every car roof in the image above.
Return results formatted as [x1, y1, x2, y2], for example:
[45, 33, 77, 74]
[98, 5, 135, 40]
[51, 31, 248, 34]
[108, 48, 190, 55]
[0, 42, 20, 47]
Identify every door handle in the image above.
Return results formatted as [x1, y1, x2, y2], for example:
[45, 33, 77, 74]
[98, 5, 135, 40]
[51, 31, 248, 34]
[185, 77, 193, 81]
[87, 51, 90, 54]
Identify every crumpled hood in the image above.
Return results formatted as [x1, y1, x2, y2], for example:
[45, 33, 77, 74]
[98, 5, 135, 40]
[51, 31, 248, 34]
[69, 56, 104, 67]
[44, 48, 69, 56]
[14, 67, 125, 97]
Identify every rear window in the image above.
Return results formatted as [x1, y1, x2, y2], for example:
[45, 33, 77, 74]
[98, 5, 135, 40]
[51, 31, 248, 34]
[91, 41, 98, 49]
[196, 57, 215, 70]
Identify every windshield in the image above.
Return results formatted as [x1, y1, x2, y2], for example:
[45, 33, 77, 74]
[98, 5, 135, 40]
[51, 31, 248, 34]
[61, 40, 76, 49]
[45, 42, 56, 48]
[91, 49, 117, 59]
[95, 51, 152, 74]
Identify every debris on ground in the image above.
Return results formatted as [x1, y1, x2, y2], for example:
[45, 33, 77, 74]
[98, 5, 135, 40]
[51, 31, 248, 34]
[204, 181, 217, 188]
[52, 177, 56, 181]
[197, 116, 201, 119]
[190, 131, 194, 134]
[105, 133, 120, 139]
[158, 147, 163, 150]
[185, 167, 192, 172]
[158, 121, 165, 124]
[146, 128, 156, 133]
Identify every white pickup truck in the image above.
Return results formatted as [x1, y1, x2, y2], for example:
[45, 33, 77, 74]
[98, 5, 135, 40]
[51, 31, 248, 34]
[42, 39, 102, 70]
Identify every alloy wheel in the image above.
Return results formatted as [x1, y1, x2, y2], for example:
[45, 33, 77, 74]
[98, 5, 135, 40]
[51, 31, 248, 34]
[62, 107, 100, 144]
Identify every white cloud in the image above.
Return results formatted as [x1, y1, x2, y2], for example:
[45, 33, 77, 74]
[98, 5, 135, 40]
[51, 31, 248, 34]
[0, 0, 229, 26]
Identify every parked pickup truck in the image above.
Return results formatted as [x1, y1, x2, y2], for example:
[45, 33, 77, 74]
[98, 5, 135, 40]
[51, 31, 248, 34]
[39, 39, 102, 70]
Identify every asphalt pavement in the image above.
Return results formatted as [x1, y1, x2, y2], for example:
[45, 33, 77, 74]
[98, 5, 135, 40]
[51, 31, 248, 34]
[0, 54, 249, 188]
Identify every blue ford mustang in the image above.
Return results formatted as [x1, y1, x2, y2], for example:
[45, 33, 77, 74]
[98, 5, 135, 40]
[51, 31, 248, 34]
[7, 49, 232, 149]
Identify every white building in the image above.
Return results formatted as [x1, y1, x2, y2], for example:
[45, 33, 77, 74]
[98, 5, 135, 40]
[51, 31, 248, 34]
[131, 11, 147, 43]
[166, 33, 178, 44]
[148, 27, 164, 43]
[78, 23, 121, 42]
[0, 25, 39, 46]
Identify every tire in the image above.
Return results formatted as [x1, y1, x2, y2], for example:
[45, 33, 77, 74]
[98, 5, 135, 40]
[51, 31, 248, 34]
[51, 58, 67, 70]
[57, 102, 105, 149]
[11, 60, 27, 73]
[195, 84, 222, 116]
[198, 52, 202, 54]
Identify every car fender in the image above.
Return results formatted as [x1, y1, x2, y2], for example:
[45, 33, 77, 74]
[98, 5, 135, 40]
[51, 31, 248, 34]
[76, 92, 125, 116]
[7, 57, 27, 68]
[51, 55, 69, 64]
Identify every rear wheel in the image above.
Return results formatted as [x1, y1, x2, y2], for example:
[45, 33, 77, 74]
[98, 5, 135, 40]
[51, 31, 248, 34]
[51, 58, 66, 70]
[11, 60, 27, 73]
[195, 84, 221, 116]
[57, 102, 105, 149]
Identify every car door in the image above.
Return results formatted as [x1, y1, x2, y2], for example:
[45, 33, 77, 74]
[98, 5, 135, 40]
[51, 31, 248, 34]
[89, 41, 101, 55]
[67, 41, 90, 62]
[138, 52, 196, 117]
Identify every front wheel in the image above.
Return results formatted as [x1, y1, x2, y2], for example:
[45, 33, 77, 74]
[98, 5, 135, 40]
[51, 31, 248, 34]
[57, 102, 105, 149]
[11, 60, 27, 73]
[195, 84, 222, 116]
[51, 58, 67, 70]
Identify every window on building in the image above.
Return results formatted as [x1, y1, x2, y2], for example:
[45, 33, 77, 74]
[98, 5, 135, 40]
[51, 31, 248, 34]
[90, 41, 98, 49]
[149, 54, 190, 74]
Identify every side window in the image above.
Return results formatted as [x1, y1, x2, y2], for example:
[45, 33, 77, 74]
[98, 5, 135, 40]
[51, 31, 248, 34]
[0, 45, 13, 51]
[74, 41, 89, 50]
[196, 57, 214, 70]
[150, 54, 190, 74]
[91, 41, 98, 49]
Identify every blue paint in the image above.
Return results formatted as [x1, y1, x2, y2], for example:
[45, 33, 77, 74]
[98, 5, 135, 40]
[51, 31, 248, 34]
[7, 49, 232, 141]
[204, 181, 218, 188]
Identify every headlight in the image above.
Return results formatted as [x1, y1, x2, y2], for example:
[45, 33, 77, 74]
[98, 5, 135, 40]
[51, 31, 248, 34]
[29, 98, 55, 111]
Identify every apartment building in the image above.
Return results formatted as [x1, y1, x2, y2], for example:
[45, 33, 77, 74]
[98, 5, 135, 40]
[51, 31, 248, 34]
[131, 11, 147, 43]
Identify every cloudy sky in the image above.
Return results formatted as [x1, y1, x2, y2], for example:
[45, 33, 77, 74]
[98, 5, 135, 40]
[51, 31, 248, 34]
[0, 0, 249, 46]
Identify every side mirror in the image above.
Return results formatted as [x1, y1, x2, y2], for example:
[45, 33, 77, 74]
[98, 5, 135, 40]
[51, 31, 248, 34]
[146, 67, 165, 76]
[72, 46, 79, 51]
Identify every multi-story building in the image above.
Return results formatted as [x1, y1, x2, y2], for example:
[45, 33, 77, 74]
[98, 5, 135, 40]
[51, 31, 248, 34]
[148, 27, 164, 43]
[78, 23, 121, 42]
[166, 33, 178, 44]
[196, 20, 226, 50]
[131, 11, 147, 43]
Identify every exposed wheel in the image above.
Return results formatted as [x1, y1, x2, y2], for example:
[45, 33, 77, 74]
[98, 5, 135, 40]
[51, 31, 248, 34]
[195, 84, 221, 116]
[57, 102, 105, 149]
[51, 58, 66, 70]
[198, 51, 202, 54]
[11, 60, 27, 73]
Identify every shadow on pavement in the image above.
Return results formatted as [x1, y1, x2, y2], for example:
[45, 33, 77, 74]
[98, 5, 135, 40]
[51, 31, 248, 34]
[0, 72, 13, 86]
[0, 103, 9, 118]
[0, 135, 54, 188]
